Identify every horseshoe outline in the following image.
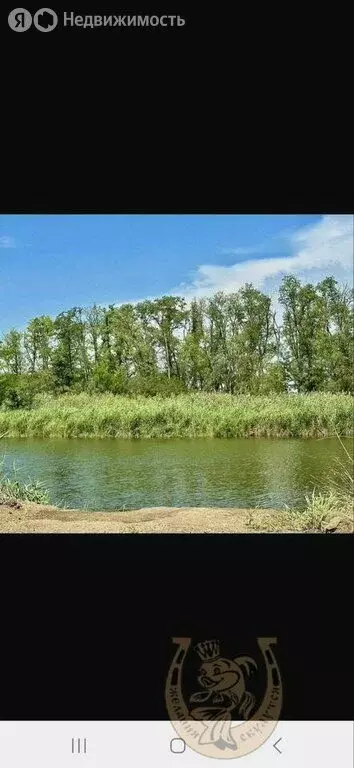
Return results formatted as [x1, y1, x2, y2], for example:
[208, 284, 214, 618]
[165, 637, 283, 759]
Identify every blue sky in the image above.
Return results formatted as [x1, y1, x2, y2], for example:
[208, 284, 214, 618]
[1, 214, 352, 334]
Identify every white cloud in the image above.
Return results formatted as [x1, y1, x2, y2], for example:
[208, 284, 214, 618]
[0, 235, 16, 249]
[176, 215, 353, 304]
[217, 245, 265, 256]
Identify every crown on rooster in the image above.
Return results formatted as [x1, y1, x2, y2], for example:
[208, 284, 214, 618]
[194, 640, 220, 661]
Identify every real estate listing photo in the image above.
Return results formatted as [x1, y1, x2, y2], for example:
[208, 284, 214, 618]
[0, 213, 353, 533]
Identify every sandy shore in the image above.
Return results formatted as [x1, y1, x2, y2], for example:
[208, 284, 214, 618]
[0, 501, 351, 533]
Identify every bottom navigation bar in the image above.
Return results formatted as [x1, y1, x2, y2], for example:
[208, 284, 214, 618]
[0, 721, 352, 767]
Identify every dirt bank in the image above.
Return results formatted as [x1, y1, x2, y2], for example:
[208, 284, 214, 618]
[0, 501, 352, 533]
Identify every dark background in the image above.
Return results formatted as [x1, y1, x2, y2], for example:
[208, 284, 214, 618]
[1, 6, 351, 216]
[0, 534, 352, 720]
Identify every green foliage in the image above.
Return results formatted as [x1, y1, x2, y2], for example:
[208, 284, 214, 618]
[257, 364, 288, 394]
[0, 277, 353, 399]
[279, 276, 353, 393]
[0, 464, 49, 504]
[0, 478, 49, 504]
[88, 361, 131, 395]
[295, 437, 353, 531]
[0, 392, 351, 439]
[0, 330, 23, 374]
[128, 373, 187, 397]
[0, 372, 54, 410]
[24, 315, 54, 372]
[293, 439, 353, 531]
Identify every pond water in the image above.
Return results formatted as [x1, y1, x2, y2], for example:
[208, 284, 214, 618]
[2, 437, 352, 512]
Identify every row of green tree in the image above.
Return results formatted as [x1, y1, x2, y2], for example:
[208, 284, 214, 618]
[0, 276, 353, 407]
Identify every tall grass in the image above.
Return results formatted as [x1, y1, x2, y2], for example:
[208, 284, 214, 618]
[0, 392, 352, 439]
[248, 435, 354, 532]
[0, 462, 49, 505]
[301, 434, 353, 531]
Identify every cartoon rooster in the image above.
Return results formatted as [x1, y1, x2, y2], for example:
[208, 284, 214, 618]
[190, 640, 257, 750]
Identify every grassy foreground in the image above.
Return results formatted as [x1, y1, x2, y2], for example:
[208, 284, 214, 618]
[0, 392, 352, 439]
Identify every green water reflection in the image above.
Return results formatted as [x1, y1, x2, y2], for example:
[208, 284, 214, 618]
[2, 437, 352, 512]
